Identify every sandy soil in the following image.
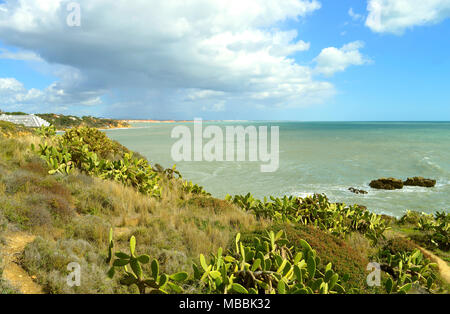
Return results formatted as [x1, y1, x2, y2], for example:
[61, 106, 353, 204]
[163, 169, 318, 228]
[2, 232, 44, 294]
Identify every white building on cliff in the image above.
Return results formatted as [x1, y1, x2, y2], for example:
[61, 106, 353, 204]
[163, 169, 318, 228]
[0, 114, 50, 127]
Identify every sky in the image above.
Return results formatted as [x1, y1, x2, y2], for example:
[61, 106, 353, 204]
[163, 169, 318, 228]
[0, 0, 449, 121]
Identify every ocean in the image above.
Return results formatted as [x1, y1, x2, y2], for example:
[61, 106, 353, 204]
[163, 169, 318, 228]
[105, 121, 450, 217]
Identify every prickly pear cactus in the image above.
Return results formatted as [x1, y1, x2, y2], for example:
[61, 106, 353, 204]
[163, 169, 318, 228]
[193, 231, 348, 294]
[107, 234, 187, 294]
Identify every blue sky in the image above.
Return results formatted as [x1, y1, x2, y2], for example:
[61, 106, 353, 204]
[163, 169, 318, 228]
[0, 0, 449, 121]
[285, 0, 450, 121]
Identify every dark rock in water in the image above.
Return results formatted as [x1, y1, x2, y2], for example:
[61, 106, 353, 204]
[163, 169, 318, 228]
[348, 187, 368, 195]
[369, 178, 404, 190]
[403, 177, 436, 188]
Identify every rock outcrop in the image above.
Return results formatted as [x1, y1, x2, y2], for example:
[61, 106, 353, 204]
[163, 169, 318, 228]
[403, 177, 436, 188]
[369, 178, 404, 190]
[348, 187, 368, 195]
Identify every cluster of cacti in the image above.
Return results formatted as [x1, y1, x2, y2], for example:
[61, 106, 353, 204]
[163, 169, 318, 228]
[192, 231, 352, 294]
[152, 164, 183, 180]
[107, 231, 188, 294]
[33, 127, 162, 197]
[60, 127, 129, 160]
[399, 210, 434, 225]
[227, 193, 388, 243]
[90, 153, 161, 196]
[399, 210, 449, 251]
[108, 230, 443, 294]
[378, 247, 439, 294]
[416, 212, 449, 250]
[183, 181, 211, 196]
[32, 142, 75, 175]
[34, 125, 56, 137]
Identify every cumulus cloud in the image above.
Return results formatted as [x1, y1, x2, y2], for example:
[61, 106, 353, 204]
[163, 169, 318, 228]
[0, 78, 44, 109]
[314, 41, 371, 76]
[366, 0, 450, 35]
[0, 75, 105, 112]
[0, 0, 365, 117]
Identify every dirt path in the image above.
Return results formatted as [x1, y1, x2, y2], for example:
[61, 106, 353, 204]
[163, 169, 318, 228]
[390, 231, 450, 284]
[1, 232, 44, 294]
[417, 246, 450, 284]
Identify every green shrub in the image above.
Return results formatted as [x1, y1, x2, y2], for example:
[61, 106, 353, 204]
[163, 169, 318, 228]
[281, 224, 371, 292]
[193, 230, 354, 294]
[61, 127, 129, 161]
[227, 193, 388, 243]
[399, 211, 449, 251]
[382, 238, 418, 256]
[0, 168, 75, 228]
[0, 211, 7, 232]
[35, 125, 56, 138]
[0, 121, 31, 137]
[22, 237, 118, 294]
[417, 212, 449, 251]
[35, 113, 129, 130]
[107, 235, 188, 294]
[399, 210, 433, 225]
[67, 215, 111, 246]
[3, 169, 41, 194]
[183, 181, 210, 196]
[33, 128, 162, 198]
[377, 241, 440, 294]
[112, 231, 352, 294]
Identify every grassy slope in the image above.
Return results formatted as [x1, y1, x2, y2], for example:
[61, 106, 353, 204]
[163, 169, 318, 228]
[0, 121, 447, 294]
[0, 122, 264, 293]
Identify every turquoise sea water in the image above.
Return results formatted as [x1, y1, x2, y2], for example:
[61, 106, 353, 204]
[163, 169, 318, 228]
[105, 122, 450, 217]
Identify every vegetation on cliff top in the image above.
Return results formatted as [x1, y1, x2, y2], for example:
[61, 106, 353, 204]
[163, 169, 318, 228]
[0, 124, 448, 294]
[36, 114, 129, 130]
[0, 109, 129, 130]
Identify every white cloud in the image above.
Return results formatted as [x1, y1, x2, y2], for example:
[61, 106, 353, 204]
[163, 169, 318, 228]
[0, 72, 105, 113]
[0, 78, 43, 107]
[0, 0, 367, 117]
[314, 41, 371, 76]
[349, 8, 364, 21]
[366, 0, 450, 35]
[0, 48, 43, 62]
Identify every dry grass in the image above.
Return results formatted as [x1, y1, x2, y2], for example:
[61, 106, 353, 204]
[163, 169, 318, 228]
[1, 131, 447, 294]
[0, 133, 268, 293]
[21, 237, 119, 294]
[20, 174, 265, 292]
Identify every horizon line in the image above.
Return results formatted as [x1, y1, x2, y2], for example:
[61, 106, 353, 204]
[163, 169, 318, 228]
[117, 119, 450, 123]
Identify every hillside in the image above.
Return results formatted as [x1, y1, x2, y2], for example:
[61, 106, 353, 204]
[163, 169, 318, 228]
[36, 114, 129, 130]
[0, 122, 448, 294]
[0, 110, 129, 130]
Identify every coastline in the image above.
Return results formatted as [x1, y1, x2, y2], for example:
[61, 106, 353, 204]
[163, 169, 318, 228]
[122, 119, 194, 123]
[0, 121, 448, 296]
